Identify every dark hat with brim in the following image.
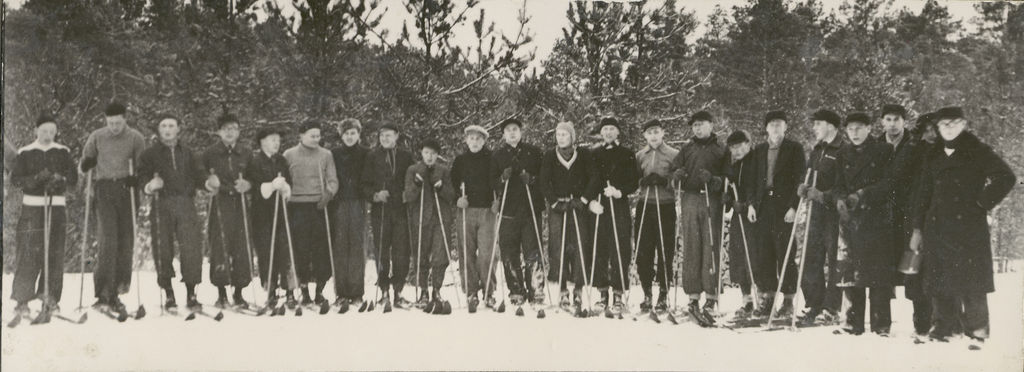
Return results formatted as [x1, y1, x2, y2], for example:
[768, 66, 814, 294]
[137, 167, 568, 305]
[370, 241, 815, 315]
[217, 113, 240, 129]
[36, 113, 56, 127]
[499, 118, 524, 131]
[810, 109, 841, 127]
[420, 138, 442, 153]
[935, 106, 965, 121]
[642, 119, 662, 132]
[916, 111, 938, 128]
[844, 112, 872, 127]
[764, 110, 787, 126]
[378, 122, 400, 133]
[299, 120, 321, 135]
[599, 117, 621, 130]
[105, 102, 126, 117]
[688, 111, 713, 126]
[726, 130, 750, 146]
[880, 104, 907, 120]
[255, 126, 286, 142]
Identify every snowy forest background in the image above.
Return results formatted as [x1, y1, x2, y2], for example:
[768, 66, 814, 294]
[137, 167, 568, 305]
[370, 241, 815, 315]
[2, 0, 1022, 273]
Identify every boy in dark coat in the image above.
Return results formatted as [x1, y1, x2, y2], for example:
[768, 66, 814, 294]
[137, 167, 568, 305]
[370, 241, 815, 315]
[585, 117, 639, 315]
[361, 123, 415, 309]
[830, 113, 897, 336]
[138, 115, 207, 310]
[670, 111, 727, 325]
[404, 139, 456, 310]
[246, 127, 294, 308]
[539, 121, 591, 312]
[451, 125, 496, 312]
[747, 111, 807, 318]
[201, 113, 254, 308]
[911, 107, 1016, 349]
[724, 130, 758, 317]
[10, 114, 78, 315]
[490, 118, 546, 305]
[330, 118, 369, 307]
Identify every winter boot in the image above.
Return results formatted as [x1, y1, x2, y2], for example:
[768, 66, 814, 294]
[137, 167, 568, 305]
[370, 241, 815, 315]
[215, 287, 230, 309]
[701, 299, 718, 324]
[232, 288, 249, 309]
[592, 290, 609, 316]
[394, 296, 412, 310]
[655, 291, 670, 312]
[798, 307, 821, 325]
[734, 301, 754, 318]
[611, 292, 626, 317]
[753, 295, 774, 317]
[640, 295, 653, 313]
[186, 294, 201, 312]
[468, 294, 480, 314]
[14, 302, 29, 316]
[484, 295, 497, 310]
[164, 295, 179, 313]
[773, 297, 794, 319]
[300, 287, 314, 306]
[816, 309, 840, 325]
[688, 299, 712, 327]
[414, 290, 430, 309]
[559, 292, 573, 313]
[109, 296, 128, 314]
[285, 292, 298, 309]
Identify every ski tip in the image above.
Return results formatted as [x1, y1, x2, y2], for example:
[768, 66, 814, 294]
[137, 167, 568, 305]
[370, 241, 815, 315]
[537, 309, 545, 319]
[214, 312, 225, 321]
[185, 313, 196, 321]
[295, 308, 303, 316]
[497, 302, 506, 313]
[136, 306, 146, 319]
[515, 307, 524, 317]
[77, 313, 88, 324]
[319, 305, 330, 315]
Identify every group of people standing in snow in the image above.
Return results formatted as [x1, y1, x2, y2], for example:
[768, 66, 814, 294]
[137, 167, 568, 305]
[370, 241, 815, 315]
[5, 101, 1015, 348]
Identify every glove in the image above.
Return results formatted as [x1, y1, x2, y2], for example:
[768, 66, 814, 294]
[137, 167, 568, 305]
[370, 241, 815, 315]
[519, 170, 532, 185]
[909, 229, 922, 253]
[373, 190, 390, 203]
[316, 193, 331, 210]
[570, 198, 587, 212]
[806, 187, 824, 203]
[797, 183, 809, 198]
[846, 191, 861, 210]
[837, 199, 850, 222]
[784, 207, 796, 223]
[491, 198, 501, 214]
[650, 173, 668, 186]
[79, 157, 97, 173]
[695, 168, 712, 184]
[33, 169, 54, 188]
[456, 196, 469, 209]
[500, 168, 512, 183]
[206, 174, 221, 192]
[603, 185, 622, 199]
[45, 174, 66, 193]
[639, 174, 655, 187]
[735, 201, 748, 215]
[433, 180, 443, 190]
[747, 205, 758, 223]
[413, 173, 424, 187]
[707, 175, 723, 192]
[234, 179, 252, 194]
[723, 188, 735, 209]
[588, 200, 604, 215]
[672, 168, 688, 181]
[552, 200, 568, 213]
[272, 176, 287, 191]
[145, 176, 164, 194]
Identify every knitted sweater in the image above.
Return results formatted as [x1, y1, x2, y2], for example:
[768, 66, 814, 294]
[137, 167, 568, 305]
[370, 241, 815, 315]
[283, 144, 338, 203]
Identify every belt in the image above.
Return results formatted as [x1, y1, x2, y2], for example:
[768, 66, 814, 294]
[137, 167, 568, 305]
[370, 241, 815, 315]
[23, 195, 66, 206]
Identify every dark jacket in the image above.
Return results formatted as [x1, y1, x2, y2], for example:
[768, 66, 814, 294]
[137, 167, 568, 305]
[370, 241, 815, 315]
[832, 137, 897, 287]
[539, 147, 591, 204]
[671, 134, 728, 194]
[404, 161, 456, 226]
[724, 150, 755, 210]
[332, 143, 369, 201]
[490, 142, 544, 216]
[451, 147, 494, 208]
[11, 142, 78, 197]
[748, 138, 807, 211]
[887, 133, 927, 233]
[201, 141, 252, 196]
[807, 134, 847, 212]
[585, 141, 640, 202]
[913, 131, 1016, 296]
[138, 141, 206, 197]
[361, 147, 414, 210]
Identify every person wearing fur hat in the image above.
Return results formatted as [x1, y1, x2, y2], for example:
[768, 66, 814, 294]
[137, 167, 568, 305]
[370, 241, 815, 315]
[138, 114, 207, 311]
[911, 107, 1016, 349]
[201, 113, 255, 309]
[539, 121, 592, 314]
[283, 121, 338, 308]
[634, 119, 679, 314]
[79, 102, 146, 313]
[330, 118, 370, 309]
[670, 111, 727, 326]
[451, 124, 497, 312]
[490, 118, 546, 307]
[10, 113, 78, 317]
[724, 129, 759, 317]
[585, 116, 640, 316]
[829, 112, 898, 336]
[360, 122, 415, 309]
[245, 126, 295, 309]
[404, 139, 456, 312]
[795, 109, 847, 325]
[747, 110, 806, 319]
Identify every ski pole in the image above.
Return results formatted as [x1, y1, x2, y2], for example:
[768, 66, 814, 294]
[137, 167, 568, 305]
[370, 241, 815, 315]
[654, 187, 678, 324]
[627, 186, 651, 310]
[588, 194, 601, 313]
[153, 186, 163, 316]
[317, 163, 338, 313]
[765, 171, 813, 328]
[730, 182, 758, 307]
[280, 189, 303, 316]
[791, 172, 818, 329]
[556, 203, 568, 312]
[569, 208, 592, 316]
[368, 193, 387, 312]
[523, 183, 553, 305]
[606, 181, 628, 319]
[77, 171, 93, 322]
[259, 177, 281, 315]
[238, 173, 258, 309]
[483, 179, 510, 308]
[460, 183, 470, 311]
[432, 185, 462, 309]
[32, 191, 53, 324]
[128, 159, 145, 319]
[415, 176, 426, 303]
[702, 183, 719, 313]
[717, 181, 730, 309]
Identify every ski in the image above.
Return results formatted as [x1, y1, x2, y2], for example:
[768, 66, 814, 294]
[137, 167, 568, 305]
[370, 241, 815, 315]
[53, 313, 88, 324]
[185, 309, 224, 321]
[7, 311, 32, 328]
[93, 307, 129, 322]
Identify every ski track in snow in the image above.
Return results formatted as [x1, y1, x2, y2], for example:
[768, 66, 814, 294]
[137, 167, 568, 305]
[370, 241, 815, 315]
[2, 261, 1022, 371]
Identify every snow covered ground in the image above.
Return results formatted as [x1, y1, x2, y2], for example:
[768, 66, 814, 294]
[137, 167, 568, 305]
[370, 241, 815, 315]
[2, 261, 1022, 371]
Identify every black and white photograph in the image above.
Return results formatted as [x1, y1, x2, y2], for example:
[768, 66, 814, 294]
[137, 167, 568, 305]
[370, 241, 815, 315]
[1, 0, 1022, 370]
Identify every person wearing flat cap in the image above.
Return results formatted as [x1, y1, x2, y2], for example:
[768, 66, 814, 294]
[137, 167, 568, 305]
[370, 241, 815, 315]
[245, 126, 295, 309]
[329, 118, 370, 309]
[79, 102, 146, 312]
[360, 122, 415, 309]
[201, 113, 255, 309]
[748, 110, 806, 319]
[451, 124, 497, 312]
[669, 110, 727, 325]
[404, 139, 456, 311]
[911, 106, 1016, 348]
[585, 116, 640, 316]
[829, 112, 898, 336]
[795, 109, 846, 325]
[634, 119, 679, 313]
[490, 118, 546, 307]
[539, 121, 592, 313]
[283, 121, 339, 308]
[10, 113, 77, 317]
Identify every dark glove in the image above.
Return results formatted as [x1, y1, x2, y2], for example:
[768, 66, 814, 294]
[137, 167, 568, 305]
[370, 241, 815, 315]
[807, 187, 825, 203]
[695, 168, 711, 184]
[639, 174, 656, 187]
[707, 175, 722, 192]
[33, 169, 54, 188]
[846, 191, 861, 210]
[316, 193, 331, 210]
[46, 174, 66, 193]
[797, 183, 809, 198]
[79, 157, 97, 173]
[672, 168, 688, 181]
[500, 168, 512, 183]
[723, 188, 735, 209]
[650, 173, 668, 186]
[413, 173, 425, 187]
[570, 198, 587, 212]
[519, 170, 532, 185]
[552, 200, 569, 213]
[124, 175, 139, 189]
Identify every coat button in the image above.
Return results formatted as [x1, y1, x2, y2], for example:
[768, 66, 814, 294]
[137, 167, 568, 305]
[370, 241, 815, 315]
[957, 214, 962, 220]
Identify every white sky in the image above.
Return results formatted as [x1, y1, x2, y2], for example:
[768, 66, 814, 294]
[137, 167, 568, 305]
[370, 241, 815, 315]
[4, 0, 985, 68]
